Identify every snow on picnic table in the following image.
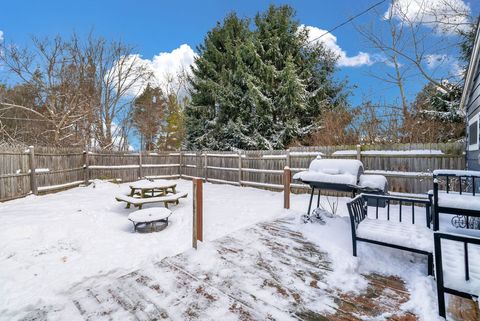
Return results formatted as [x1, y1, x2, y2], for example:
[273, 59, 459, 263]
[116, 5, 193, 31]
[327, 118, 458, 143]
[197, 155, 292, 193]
[0, 179, 441, 320]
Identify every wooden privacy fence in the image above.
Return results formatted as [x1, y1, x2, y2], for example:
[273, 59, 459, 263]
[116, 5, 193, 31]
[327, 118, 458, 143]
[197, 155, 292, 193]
[0, 146, 181, 202]
[0, 142, 466, 202]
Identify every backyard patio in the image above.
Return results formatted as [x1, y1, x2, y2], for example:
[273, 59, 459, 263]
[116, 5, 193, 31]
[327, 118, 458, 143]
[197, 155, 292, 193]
[0, 179, 440, 320]
[1, 0, 480, 320]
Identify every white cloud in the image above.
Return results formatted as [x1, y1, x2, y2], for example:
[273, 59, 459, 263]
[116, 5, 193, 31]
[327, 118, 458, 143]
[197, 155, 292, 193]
[449, 59, 465, 78]
[425, 53, 449, 68]
[384, 0, 471, 34]
[370, 53, 403, 68]
[304, 25, 373, 67]
[132, 44, 197, 97]
[424, 53, 463, 77]
[0, 30, 3, 42]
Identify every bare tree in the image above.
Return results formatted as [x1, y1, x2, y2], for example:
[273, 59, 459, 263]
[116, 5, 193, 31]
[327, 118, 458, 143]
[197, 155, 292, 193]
[0, 33, 152, 149]
[152, 66, 190, 150]
[0, 36, 91, 146]
[307, 106, 359, 146]
[131, 84, 165, 150]
[359, 13, 410, 116]
[78, 35, 152, 150]
[357, 0, 473, 117]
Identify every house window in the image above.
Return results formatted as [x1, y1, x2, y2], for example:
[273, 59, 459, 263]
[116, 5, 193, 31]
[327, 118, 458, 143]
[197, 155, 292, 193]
[470, 122, 478, 145]
[469, 116, 479, 150]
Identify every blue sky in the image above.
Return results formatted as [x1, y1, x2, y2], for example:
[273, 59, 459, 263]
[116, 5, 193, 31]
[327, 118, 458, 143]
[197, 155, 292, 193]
[1, 0, 479, 148]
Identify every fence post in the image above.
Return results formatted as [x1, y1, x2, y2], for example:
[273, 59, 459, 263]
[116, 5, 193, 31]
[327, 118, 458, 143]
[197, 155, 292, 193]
[138, 151, 143, 179]
[356, 144, 362, 161]
[83, 148, 89, 185]
[238, 150, 242, 185]
[192, 178, 203, 249]
[28, 146, 37, 195]
[286, 149, 291, 168]
[196, 151, 202, 178]
[204, 152, 208, 182]
[179, 150, 183, 179]
[283, 166, 291, 209]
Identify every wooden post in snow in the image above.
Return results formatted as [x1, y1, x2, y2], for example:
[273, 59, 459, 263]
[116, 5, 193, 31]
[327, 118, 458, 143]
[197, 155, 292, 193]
[192, 178, 203, 249]
[356, 144, 362, 161]
[204, 152, 208, 182]
[83, 149, 89, 185]
[138, 151, 143, 179]
[238, 150, 242, 185]
[286, 149, 291, 168]
[179, 151, 183, 179]
[283, 166, 291, 209]
[28, 146, 37, 195]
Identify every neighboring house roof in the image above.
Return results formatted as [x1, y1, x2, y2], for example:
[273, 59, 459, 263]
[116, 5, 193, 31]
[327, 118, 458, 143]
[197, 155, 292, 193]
[460, 20, 480, 113]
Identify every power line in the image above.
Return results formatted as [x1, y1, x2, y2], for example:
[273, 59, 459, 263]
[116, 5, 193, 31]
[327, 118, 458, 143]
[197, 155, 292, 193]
[307, 0, 388, 44]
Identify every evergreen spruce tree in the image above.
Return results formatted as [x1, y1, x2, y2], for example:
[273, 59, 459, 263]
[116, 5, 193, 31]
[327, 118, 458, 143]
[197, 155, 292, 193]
[186, 5, 347, 150]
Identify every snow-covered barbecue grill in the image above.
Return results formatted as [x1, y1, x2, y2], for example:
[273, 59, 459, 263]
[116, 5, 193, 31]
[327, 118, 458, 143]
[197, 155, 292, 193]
[293, 158, 388, 220]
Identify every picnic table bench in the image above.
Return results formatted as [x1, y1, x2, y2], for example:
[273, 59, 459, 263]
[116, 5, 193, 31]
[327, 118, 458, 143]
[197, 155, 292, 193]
[128, 208, 172, 232]
[116, 191, 188, 209]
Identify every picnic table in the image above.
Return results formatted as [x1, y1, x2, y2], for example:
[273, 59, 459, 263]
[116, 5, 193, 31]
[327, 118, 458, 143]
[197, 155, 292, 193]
[128, 207, 172, 232]
[116, 179, 187, 209]
[129, 180, 177, 198]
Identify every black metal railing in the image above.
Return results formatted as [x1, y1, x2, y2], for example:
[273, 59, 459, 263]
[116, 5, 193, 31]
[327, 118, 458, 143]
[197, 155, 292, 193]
[434, 232, 480, 317]
[361, 193, 431, 228]
[347, 193, 433, 277]
[431, 172, 480, 230]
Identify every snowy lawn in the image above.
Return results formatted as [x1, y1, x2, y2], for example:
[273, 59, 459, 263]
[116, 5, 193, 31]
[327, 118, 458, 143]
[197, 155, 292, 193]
[0, 179, 440, 320]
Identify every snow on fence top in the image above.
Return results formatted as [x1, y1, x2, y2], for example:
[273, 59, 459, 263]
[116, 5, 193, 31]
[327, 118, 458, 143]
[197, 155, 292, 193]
[330, 150, 357, 156]
[289, 151, 325, 156]
[88, 164, 179, 169]
[205, 153, 239, 157]
[332, 149, 444, 156]
[365, 170, 432, 177]
[262, 154, 287, 159]
[26, 168, 50, 174]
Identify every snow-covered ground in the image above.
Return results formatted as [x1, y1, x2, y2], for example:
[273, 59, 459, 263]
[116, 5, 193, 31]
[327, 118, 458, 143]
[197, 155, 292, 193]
[0, 179, 441, 320]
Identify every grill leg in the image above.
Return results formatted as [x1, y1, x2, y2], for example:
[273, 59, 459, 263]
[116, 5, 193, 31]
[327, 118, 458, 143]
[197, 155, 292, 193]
[307, 188, 315, 216]
[352, 237, 357, 257]
[316, 189, 321, 208]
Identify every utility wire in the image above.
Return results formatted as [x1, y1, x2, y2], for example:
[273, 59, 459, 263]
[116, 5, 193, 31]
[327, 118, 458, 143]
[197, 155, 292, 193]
[307, 0, 388, 44]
